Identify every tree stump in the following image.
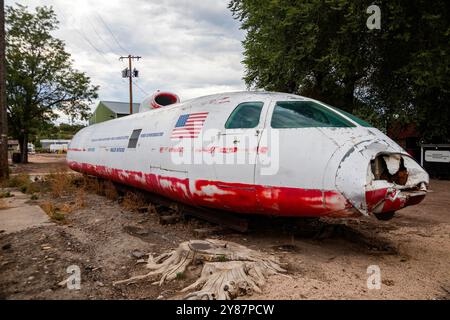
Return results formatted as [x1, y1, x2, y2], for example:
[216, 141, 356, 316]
[113, 239, 287, 300]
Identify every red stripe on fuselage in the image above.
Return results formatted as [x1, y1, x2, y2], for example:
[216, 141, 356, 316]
[67, 161, 356, 217]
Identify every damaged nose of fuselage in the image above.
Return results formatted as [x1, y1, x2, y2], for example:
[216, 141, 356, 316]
[334, 139, 429, 220]
[365, 153, 428, 220]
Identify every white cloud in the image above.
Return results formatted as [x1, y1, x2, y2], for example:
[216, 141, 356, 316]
[6, 0, 247, 122]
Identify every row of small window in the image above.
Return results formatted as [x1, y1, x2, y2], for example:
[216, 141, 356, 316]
[225, 101, 371, 129]
[127, 101, 370, 148]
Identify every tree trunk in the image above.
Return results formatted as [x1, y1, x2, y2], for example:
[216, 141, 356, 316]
[344, 82, 356, 112]
[19, 133, 28, 163]
[0, 0, 8, 180]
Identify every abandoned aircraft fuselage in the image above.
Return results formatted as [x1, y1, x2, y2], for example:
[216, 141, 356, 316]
[67, 91, 429, 220]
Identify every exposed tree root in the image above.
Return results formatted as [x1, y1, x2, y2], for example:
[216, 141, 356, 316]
[182, 260, 283, 300]
[113, 239, 287, 299]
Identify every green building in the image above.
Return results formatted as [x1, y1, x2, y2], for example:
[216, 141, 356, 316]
[88, 101, 140, 125]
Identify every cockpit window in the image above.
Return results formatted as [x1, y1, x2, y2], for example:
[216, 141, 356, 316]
[271, 101, 355, 128]
[325, 104, 373, 127]
[225, 102, 264, 129]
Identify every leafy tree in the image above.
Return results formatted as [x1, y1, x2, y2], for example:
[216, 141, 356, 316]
[30, 122, 85, 144]
[368, 1, 450, 142]
[228, 0, 373, 107]
[229, 0, 450, 142]
[6, 4, 98, 162]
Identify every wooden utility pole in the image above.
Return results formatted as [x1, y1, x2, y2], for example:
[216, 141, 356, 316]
[119, 55, 141, 115]
[0, 0, 8, 180]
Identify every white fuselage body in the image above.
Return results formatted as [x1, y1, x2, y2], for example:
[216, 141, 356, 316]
[67, 92, 428, 217]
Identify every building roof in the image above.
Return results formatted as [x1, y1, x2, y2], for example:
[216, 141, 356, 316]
[421, 144, 450, 148]
[101, 101, 140, 115]
[40, 139, 71, 143]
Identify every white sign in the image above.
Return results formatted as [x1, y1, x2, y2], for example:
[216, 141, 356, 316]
[425, 150, 450, 163]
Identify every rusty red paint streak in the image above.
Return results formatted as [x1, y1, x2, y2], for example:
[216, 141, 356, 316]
[257, 146, 269, 154]
[209, 97, 230, 104]
[170, 136, 196, 139]
[192, 147, 237, 154]
[157, 147, 269, 154]
[256, 185, 351, 217]
[217, 147, 238, 154]
[68, 161, 357, 217]
[160, 147, 184, 153]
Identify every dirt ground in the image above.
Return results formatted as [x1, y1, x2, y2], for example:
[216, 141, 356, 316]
[0, 154, 449, 300]
[9, 153, 69, 175]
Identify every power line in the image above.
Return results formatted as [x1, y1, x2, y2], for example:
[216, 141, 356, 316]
[57, 8, 114, 67]
[74, 29, 111, 65]
[73, 24, 144, 103]
[95, 17, 149, 99]
[133, 80, 149, 96]
[89, 20, 118, 56]
[97, 13, 129, 54]
[56, 7, 148, 106]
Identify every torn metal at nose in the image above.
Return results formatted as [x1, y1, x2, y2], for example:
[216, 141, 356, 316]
[334, 140, 429, 218]
[365, 153, 428, 217]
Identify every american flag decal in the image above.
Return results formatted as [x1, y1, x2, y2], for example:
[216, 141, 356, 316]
[171, 112, 209, 139]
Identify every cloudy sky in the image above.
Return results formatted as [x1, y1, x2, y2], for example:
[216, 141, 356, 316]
[5, 0, 247, 121]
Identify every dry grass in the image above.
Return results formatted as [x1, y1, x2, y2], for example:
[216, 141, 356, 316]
[0, 191, 13, 198]
[1, 173, 46, 196]
[74, 188, 86, 209]
[80, 175, 105, 196]
[47, 171, 75, 198]
[7, 173, 41, 194]
[0, 198, 9, 210]
[147, 203, 158, 215]
[40, 201, 65, 221]
[40, 174, 149, 217]
[93, 179, 105, 196]
[80, 176, 150, 212]
[24, 182, 40, 194]
[121, 191, 147, 211]
[40, 201, 55, 216]
[104, 180, 119, 200]
[3, 173, 30, 188]
[2, 173, 40, 194]
[60, 203, 74, 214]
